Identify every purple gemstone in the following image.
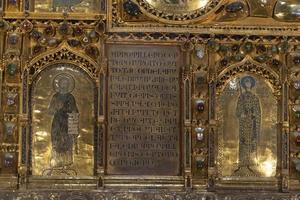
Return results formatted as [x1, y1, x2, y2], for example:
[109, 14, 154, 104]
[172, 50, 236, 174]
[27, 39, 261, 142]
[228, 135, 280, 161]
[196, 100, 205, 112]
[8, 0, 17, 5]
[33, 45, 43, 54]
[73, 26, 83, 36]
[85, 46, 99, 58]
[44, 26, 55, 36]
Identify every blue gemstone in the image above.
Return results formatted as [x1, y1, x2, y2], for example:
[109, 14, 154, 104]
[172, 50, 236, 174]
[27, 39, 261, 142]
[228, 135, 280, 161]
[68, 39, 81, 47]
[4, 153, 14, 168]
[8, 34, 19, 45]
[30, 30, 42, 40]
[123, 0, 140, 16]
[59, 23, 69, 35]
[226, 2, 244, 13]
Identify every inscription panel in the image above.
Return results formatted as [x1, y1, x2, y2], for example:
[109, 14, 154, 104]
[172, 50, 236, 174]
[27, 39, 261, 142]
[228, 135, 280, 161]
[107, 44, 182, 175]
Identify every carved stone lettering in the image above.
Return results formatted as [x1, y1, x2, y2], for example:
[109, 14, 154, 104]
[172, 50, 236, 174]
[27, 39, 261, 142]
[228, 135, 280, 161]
[107, 44, 181, 175]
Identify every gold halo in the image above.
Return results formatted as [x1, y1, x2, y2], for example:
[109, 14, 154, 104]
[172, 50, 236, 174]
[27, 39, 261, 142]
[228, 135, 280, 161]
[53, 73, 75, 94]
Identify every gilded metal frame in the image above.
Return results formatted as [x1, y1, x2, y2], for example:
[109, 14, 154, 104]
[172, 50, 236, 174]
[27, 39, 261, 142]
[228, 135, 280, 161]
[1, 0, 300, 198]
[21, 43, 103, 188]
[103, 42, 186, 188]
[214, 57, 281, 189]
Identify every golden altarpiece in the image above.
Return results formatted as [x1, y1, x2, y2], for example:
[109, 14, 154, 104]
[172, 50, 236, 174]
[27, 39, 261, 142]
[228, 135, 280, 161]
[1, 0, 300, 199]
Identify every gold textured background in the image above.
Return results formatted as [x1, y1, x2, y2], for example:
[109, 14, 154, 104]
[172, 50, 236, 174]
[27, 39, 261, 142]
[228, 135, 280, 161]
[217, 73, 277, 178]
[31, 64, 94, 176]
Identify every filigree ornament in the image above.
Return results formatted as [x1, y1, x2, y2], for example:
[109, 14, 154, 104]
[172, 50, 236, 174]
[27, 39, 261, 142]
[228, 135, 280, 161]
[216, 58, 281, 93]
[27, 45, 99, 79]
[20, 19, 33, 33]
[7, 92, 18, 106]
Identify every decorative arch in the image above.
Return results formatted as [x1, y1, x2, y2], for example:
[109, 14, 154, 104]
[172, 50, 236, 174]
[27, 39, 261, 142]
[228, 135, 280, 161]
[215, 56, 280, 179]
[25, 42, 100, 81]
[216, 56, 281, 94]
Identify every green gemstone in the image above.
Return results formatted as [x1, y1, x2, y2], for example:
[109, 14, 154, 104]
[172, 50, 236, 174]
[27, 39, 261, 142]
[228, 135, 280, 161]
[7, 63, 17, 76]
[271, 45, 278, 54]
[218, 45, 229, 54]
[243, 42, 253, 53]
[207, 39, 219, 51]
[255, 55, 268, 63]
[295, 110, 300, 118]
[234, 54, 244, 62]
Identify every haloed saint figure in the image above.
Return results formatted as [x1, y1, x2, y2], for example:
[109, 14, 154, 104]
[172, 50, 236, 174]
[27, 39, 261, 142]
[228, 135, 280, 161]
[48, 73, 79, 169]
[234, 76, 261, 176]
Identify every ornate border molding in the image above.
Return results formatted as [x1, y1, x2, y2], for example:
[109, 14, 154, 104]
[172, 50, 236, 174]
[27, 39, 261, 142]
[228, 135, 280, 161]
[0, 190, 297, 200]
[108, 0, 300, 35]
[134, 0, 222, 24]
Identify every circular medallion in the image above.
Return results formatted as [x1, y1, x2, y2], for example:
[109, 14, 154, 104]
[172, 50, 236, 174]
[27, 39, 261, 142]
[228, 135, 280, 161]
[134, 0, 222, 23]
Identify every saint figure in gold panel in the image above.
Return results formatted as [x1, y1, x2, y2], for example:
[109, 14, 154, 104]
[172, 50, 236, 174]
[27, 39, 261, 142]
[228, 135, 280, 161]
[32, 64, 94, 176]
[218, 73, 277, 178]
[234, 76, 261, 176]
[48, 73, 79, 171]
